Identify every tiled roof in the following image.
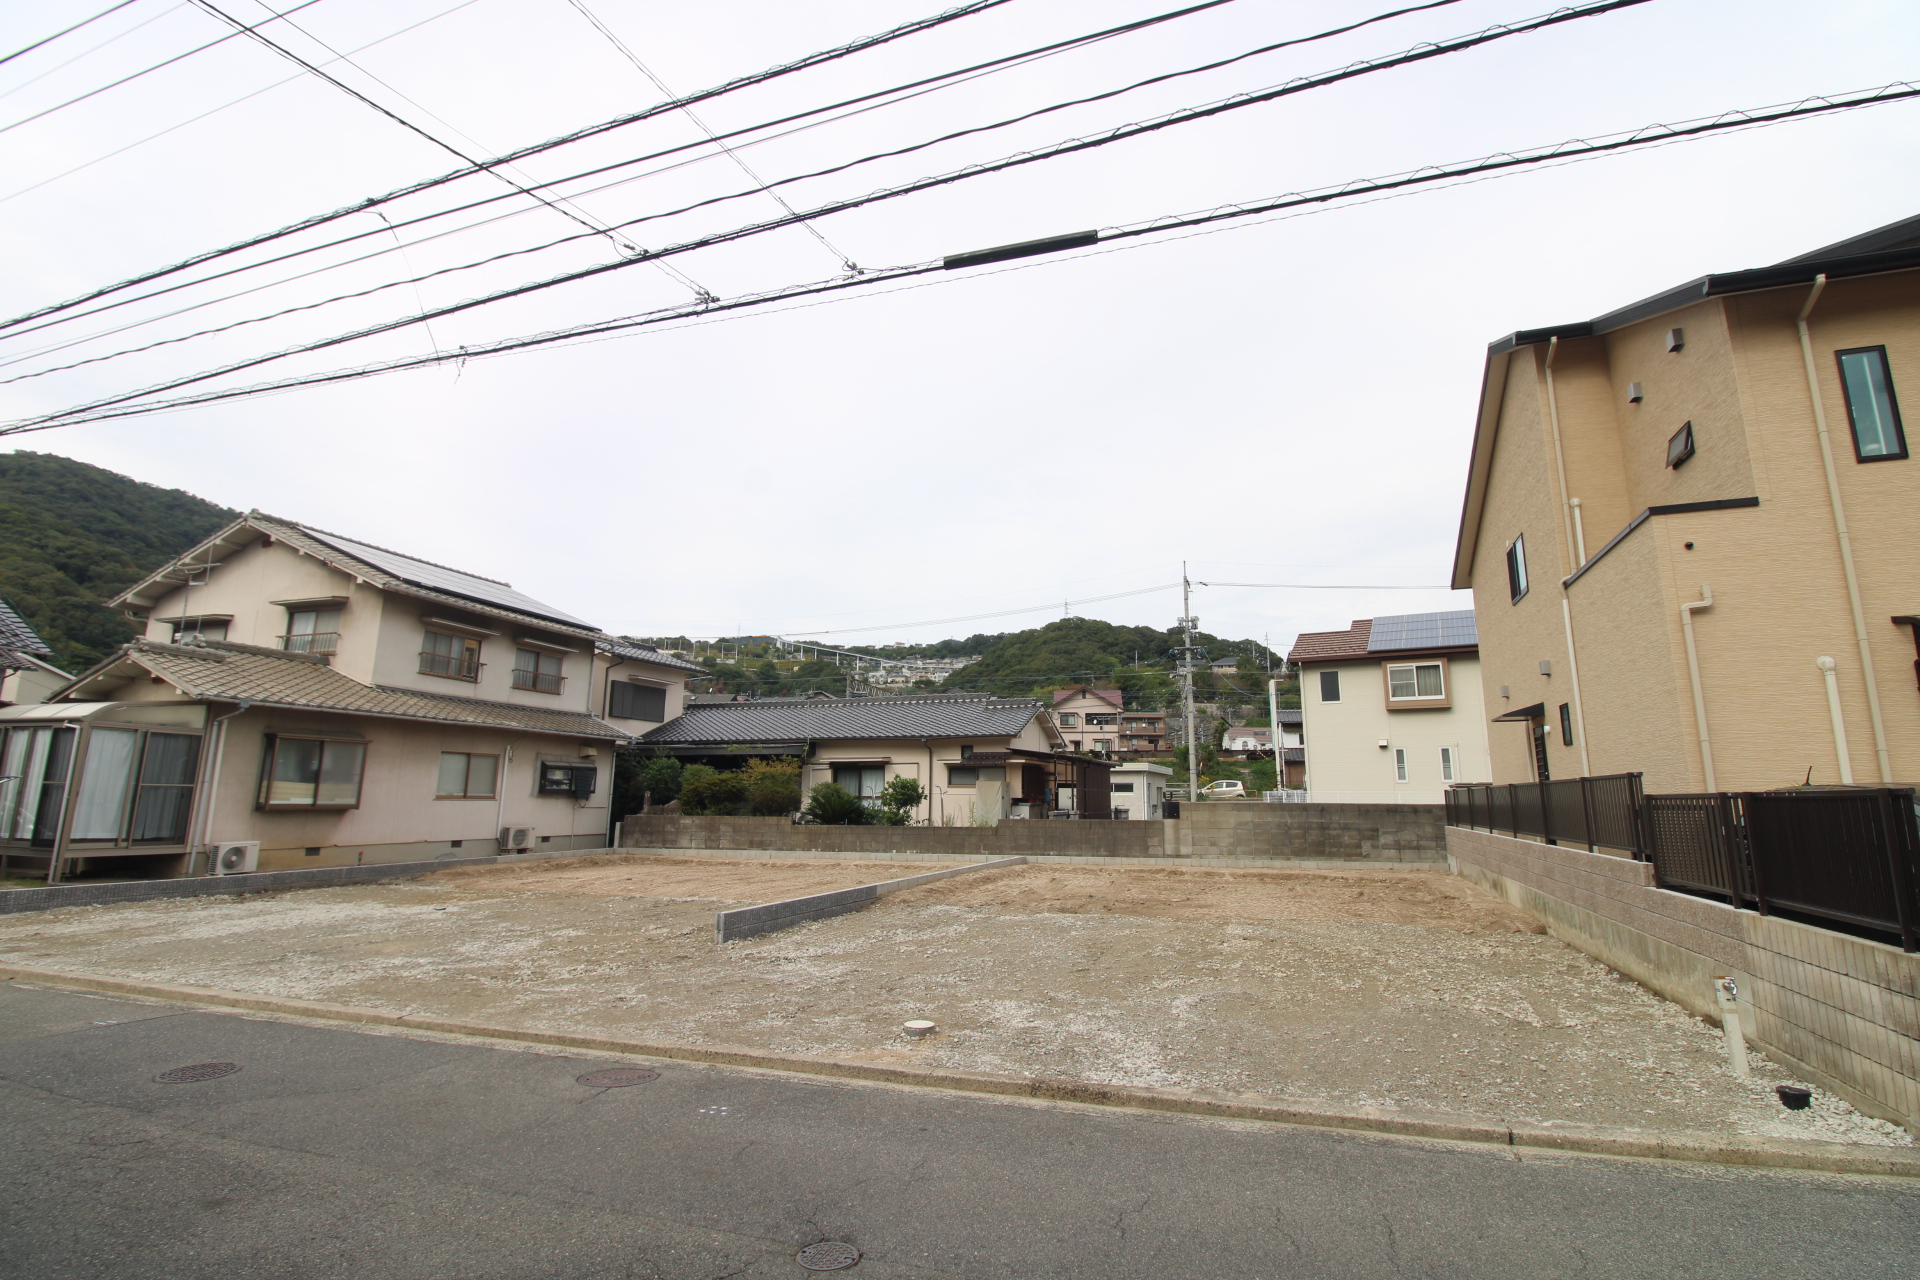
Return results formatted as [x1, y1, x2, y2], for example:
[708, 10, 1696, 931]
[642, 693, 1044, 745]
[1282, 747, 1305, 764]
[1287, 619, 1373, 663]
[113, 512, 605, 641]
[599, 639, 707, 674]
[1053, 687, 1123, 708]
[1277, 709, 1303, 726]
[0, 597, 54, 664]
[67, 639, 627, 740]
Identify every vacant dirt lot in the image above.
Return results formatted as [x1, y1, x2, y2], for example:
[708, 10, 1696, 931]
[0, 854, 1906, 1147]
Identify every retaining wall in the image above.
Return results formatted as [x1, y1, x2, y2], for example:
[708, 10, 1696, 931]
[618, 804, 1447, 863]
[1447, 825, 1920, 1133]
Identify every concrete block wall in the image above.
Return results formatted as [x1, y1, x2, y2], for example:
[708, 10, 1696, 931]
[1447, 825, 1920, 1132]
[619, 806, 1449, 864]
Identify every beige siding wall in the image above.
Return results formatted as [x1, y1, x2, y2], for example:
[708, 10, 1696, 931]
[140, 541, 372, 671]
[1299, 656, 1489, 795]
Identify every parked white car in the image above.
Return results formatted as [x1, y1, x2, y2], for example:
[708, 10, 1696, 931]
[1197, 779, 1246, 798]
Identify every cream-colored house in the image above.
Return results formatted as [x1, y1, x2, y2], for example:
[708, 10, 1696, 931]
[1109, 760, 1171, 820]
[1452, 214, 1920, 791]
[0, 512, 702, 880]
[639, 692, 1115, 822]
[1051, 686, 1125, 756]
[0, 598, 70, 707]
[1287, 611, 1490, 802]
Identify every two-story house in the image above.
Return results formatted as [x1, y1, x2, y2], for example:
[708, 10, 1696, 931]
[0, 512, 702, 881]
[0, 598, 69, 707]
[1288, 611, 1490, 802]
[1452, 214, 1920, 790]
[1051, 686, 1126, 755]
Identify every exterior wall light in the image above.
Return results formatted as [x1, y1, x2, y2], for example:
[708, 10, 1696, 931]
[1377, 739, 1391, 750]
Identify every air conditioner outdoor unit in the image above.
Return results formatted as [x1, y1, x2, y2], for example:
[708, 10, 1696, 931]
[208, 841, 259, 875]
[500, 825, 535, 852]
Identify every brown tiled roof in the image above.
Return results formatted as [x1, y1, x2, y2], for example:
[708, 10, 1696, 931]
[1287, 619, 1372, 663]
[63, 639, 627, 740]
[1053, 686, 1122, 708]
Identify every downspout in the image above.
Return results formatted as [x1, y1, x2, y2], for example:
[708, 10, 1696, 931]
[922, 737, 935, 825]
[1568, 498, 1588, 568]
[1545, 338, 1592, 776]
[1681, 586, 1717, 792]
[1797, 275, 1893, 783]
[1815, 657, 1854, 785]
[190, 699, 252, 877]
[1560, 600, 1592, 776]
[1543, 337, 1577, 578]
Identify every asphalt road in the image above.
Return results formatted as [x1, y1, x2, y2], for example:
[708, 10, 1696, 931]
[2, 983, 1915, 1279]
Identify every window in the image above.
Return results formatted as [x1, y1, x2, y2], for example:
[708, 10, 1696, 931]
[1559, 702, 1574, 746]
[834, 764, 888, 796]
[1094, 739, 1113, 753]
[1057, 713, 1079, 727]
[0, 725, 74, 844]
[421, 630, 481, 681]
[1666, 420, 1695, 469]
[513, 648, 565, 693]
[1836, 346, 1907, 461]
[284, 608, 342, 655]
[1506, 535, 1529, 603]
[1439, 747, 1454, 782]
[1394, 748, 1408, 783]
[129, 733, 199, 841]
[1086, 714, 1116, 726]
[1387, 662, 1445, 700]
[170, 619, 228, 642]
[259, 735, 366, 809]
[608, 680, 667, 721]
[437, 752, 499, 799]
[1112, 782, 1136, 793]
[945, 765, 1004, 787]
[1319, 670, 1341, 702]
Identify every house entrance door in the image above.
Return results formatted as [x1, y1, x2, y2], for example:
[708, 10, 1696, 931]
[1531, 721, 1552, 781]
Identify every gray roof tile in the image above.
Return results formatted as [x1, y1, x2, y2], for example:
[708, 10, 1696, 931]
[642, 693, 1043, 745]
[0, 597, 53, 658]
[598, 639, 707, 674]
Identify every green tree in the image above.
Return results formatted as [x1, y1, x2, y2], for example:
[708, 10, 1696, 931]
[804, 782, 868, 825]
[742, 758, 802, 815]
[679, 765, 747, 815]
[878, 776, 925, 824]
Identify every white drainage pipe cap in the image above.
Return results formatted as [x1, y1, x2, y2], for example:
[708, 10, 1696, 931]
[902, 1020, 938, 1038]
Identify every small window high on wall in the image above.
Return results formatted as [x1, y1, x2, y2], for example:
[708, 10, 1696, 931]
[1506, 534, 1529, 603]
[1319, 671, 1341, 702]
[1836, 346, 1907, 461]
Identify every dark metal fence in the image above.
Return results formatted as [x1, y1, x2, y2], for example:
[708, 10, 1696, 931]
[1451, 777, 1920, 951]
[1444, 774, 1647, 856]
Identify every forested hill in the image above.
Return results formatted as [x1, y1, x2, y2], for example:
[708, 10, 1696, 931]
[938, 617, 1263, 699]
[0, 451, 236, 674]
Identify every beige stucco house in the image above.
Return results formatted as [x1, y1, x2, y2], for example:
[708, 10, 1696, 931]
[0, 512, 703, 880]
[1452, 214, 1920, 791]
[638, 692, 1115, 822]
[1051, 686, 1125, 756]
[1287, 611, 1490, 802]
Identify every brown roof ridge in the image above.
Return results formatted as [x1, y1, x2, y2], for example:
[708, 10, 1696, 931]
[254, 511, 516, 588]
[171, 636, 330, 665]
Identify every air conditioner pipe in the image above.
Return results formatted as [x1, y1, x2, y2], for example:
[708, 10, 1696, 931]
[1681, 587, 1716, 792]
[191, 699, 252, 877]
[1816, 656, 1854, 785]
[1798, 275, 1892, 783]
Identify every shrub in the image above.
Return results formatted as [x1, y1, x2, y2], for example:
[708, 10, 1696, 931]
[680, 766, 748, 816]
[742, 757, 802, 816]
[804, 782, 868, 825]
[634, 755, 683, 805]
[878, 776, 925, 822]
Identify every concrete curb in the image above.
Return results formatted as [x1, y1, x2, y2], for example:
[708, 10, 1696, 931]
[715, 856, 1027, 942]
[624, 847, 1449, 871]
[7, 963, 1916, 1179]
[0, 847, 622, 916]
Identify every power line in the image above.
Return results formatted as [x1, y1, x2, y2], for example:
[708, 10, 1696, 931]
[11, 78, 1907, 434]
[4, 0, 1456, 377]
[0, 0, 1023, 335]
[4, 0, 1647, 412]
[0, 0, 1247, 349]
[0, 0, 147, 68]
[0, 0, 330, 137]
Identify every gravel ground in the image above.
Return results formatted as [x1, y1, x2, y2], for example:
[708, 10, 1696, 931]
[0, 855, 1907, 1148]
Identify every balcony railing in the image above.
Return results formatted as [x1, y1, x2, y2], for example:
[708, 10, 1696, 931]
[281, 631, 340, 655]
[512, 669, 566, 694]
[419, 651, 483, 681]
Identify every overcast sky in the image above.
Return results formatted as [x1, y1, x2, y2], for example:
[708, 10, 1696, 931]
[2, 0, 1915, 653]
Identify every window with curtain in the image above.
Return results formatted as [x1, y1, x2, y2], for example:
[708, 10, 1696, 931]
[285, 608, 343, 654]
[131, 733, 199, 842]
[1387, 662, 1445, 700]
[170, 619, 228, 642]
[513, 648, 565, 693]
[260, 736, 367, 809]
[1836, 346, 1907, 461]
[437, 752, 499, 798]
[420, 630, 481, 680]
[608, 681, 666, 721]
[832, 765, 886, 797]
[70, 728, 139, 840]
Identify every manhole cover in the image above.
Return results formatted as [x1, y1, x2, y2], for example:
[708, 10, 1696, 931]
[153, 1062, 240, 1083]
[796, 1241, 860, 1271]
[575, 1067, 658, 1087]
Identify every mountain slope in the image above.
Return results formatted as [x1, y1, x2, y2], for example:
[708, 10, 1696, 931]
[0, 451, 236, 674]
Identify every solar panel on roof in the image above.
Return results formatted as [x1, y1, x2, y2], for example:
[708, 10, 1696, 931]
[1366, 610, 1477, 652]
[301, 529, 592, 628]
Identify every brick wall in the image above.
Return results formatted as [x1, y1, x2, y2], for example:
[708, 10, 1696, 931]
[1448, 825, 1919, 1133]
[619, 805, 1448, 864]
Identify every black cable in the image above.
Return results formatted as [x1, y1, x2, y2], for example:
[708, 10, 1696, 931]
[3, 0, 1643, 400]
[5, 0, 1461, 378]
[0, 0, 1247, 349]
[0, 0, 146, 67]
[0, 0, 1025, 334]
[0, 0, 330, 137]
[7, 79, 1907, 436]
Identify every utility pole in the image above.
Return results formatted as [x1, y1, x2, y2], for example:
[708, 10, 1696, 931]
[1178, 562, 1201, 806]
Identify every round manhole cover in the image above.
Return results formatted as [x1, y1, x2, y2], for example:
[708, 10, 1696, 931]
[153, 1062, 240, 1083]
[796, 1241, 861, 1271]
[575, 1067, 658, 1087]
